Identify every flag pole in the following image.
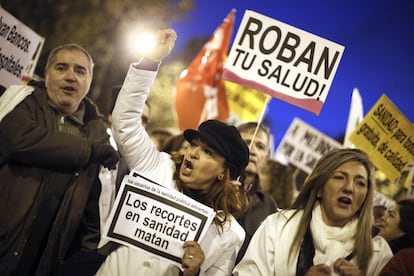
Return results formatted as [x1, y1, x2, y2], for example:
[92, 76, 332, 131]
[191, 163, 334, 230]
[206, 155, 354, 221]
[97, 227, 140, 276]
[249, 96, 271, 149]
[235, 96, 271, 184]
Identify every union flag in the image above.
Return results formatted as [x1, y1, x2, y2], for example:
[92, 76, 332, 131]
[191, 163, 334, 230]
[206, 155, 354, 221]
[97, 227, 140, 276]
[174, 9, 236, 130]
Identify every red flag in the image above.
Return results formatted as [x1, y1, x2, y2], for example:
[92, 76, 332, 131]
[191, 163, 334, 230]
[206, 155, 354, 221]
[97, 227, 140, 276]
[174, 9, 236, 130]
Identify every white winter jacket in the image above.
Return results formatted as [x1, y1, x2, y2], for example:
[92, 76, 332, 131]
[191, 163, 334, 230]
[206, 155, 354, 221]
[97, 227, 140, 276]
[96, 64, 245, 276]
[233, 205, 393, 276]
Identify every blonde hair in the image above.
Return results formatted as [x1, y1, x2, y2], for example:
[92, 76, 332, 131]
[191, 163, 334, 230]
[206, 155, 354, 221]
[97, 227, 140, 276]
[286, 148, 375, 274]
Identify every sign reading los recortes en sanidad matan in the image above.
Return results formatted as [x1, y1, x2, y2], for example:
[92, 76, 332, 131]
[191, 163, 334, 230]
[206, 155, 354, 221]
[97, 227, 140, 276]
[223, 10, 345, 115]
[103, 173, 215, 267]
[0, 7, 44, 87]
[349, 94, 414, 183]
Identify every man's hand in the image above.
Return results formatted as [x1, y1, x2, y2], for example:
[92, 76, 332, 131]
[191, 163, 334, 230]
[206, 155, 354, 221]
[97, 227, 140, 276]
[90, 143, 120, 170]
[146, 28, 177, 62]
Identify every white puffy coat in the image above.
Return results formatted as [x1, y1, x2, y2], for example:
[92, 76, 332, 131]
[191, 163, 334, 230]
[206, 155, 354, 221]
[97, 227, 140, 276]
[96, 64, 245, 276]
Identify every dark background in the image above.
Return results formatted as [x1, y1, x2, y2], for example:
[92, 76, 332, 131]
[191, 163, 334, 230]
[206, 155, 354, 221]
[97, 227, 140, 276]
[2, 0, 413, 151]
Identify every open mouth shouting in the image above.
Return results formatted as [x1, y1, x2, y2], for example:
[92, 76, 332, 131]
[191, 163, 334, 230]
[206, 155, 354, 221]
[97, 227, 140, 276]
[181, 159, 193, 176]
[338, 196, 352, 207]
[61, 85, 77, 94]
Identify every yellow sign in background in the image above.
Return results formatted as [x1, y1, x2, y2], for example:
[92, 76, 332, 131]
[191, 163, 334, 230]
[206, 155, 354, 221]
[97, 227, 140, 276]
[225, 81, 271, 122]
[349, 94, 414, 182]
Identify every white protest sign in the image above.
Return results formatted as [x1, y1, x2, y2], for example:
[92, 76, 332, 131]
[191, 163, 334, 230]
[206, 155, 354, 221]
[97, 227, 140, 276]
[103, 173, 215, 266]
[275, 117, 343, 173]
[0, 7, 44, 87]
[223, 10, 345, 115]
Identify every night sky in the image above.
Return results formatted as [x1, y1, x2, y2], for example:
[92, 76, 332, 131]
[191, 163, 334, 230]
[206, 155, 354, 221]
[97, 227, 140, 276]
[171, 0, 414, 150]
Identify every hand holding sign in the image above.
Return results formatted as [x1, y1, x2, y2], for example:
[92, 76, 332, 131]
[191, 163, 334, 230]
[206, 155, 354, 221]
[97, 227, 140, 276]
[182, 241, 205, 275]
[103, 173, 215, 267]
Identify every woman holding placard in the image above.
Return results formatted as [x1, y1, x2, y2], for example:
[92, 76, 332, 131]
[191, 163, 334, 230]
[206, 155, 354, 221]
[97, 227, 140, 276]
[96, 28, 249, 276]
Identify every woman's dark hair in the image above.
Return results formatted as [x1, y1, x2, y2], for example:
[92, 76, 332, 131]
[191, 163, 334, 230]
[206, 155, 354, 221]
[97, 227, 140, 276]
[161, 133, 186, 154]
[398, 199, 414, 242]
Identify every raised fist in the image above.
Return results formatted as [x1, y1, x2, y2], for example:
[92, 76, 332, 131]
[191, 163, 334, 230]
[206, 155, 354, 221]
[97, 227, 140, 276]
[146, 28, 177, 62]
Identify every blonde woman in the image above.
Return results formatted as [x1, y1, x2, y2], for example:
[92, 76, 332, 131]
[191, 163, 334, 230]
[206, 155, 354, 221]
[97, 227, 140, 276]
[234, 148, 393, 276]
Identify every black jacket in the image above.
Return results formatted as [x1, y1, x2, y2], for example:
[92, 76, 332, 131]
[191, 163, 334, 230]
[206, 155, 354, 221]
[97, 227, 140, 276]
[236, 175, 278, 264]
[0, 86, 109, 275]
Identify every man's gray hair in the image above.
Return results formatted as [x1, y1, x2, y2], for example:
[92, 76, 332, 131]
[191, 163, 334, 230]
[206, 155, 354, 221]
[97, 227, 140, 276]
[45, 43, 94, 74]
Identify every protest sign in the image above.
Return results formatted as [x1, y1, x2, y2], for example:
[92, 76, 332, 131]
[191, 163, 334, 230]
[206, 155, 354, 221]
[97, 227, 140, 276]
[225, 80, 271, 122]
[275, 117, 343, 174]
[223, 10, 344, 115]
[0, 7, 44, 87]
[103, 173, 215, 266]
[349, 94, 414, 182]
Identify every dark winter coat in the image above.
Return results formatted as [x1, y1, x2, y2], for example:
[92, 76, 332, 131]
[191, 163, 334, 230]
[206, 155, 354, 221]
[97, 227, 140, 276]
[0, 85, 108, 275]
[236, 175, 278, 264]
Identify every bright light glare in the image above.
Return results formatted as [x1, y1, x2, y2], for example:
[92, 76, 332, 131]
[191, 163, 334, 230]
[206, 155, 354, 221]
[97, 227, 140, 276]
[133, 32, 156, 55]
[179, 69, 188, 78]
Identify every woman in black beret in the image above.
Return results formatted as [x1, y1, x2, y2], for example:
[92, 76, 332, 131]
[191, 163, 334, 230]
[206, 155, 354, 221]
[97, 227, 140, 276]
[97, 28, 249, 276]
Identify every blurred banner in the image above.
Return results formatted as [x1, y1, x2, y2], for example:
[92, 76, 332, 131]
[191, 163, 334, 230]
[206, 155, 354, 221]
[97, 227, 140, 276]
[0, 7, 44, 87]
[405, 162, 414, 198]
[225, 80, 271, 122]
[223, 10, 345, 115]
[343, 88, 364, 148]
[275, 117, 342, 174]
[174, 9, 235, 130]
[349, 94, 414, 182]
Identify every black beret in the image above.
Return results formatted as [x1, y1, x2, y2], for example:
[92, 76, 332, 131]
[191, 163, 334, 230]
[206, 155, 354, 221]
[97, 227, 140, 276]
[184, 120, 249, 179]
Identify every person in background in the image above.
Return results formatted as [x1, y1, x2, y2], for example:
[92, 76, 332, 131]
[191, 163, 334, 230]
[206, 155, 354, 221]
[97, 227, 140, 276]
[96, 28, 249, 276]
[373, 205, 387, 233]
[377, 198, 414, 254]
[161, 132, 190, 155]
[233, 148, 393, 276]
[0, 44, 119, 275]
[148, 127, 175, 150]
[379, 247, 414, 276]
[260, 159, 295, 209]
[235, 122, 278, 264]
